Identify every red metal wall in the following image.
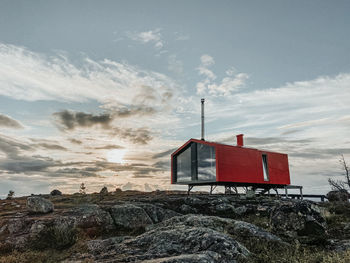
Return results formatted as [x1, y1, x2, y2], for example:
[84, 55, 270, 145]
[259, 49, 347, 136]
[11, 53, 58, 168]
[216, 144, 290, 185]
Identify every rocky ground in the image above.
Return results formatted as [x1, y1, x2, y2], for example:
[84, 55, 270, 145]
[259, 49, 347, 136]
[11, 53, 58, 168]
[1, 190, 350, 262]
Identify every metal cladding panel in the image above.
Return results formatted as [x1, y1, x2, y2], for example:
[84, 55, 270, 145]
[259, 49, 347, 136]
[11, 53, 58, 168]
[216, 145, 260, 183]
[216, 144, 290, 185]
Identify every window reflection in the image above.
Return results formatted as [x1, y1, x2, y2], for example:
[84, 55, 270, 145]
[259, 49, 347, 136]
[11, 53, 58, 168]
[176, 146, 192, 182]
[197, 143, 216, 181]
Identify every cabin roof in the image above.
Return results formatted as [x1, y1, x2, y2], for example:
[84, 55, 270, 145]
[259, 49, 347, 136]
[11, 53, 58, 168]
[171, 138, 287, 157]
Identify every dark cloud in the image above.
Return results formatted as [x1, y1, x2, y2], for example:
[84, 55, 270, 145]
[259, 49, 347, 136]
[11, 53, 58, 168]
[0, 155, 57, 173]
[69, 138, 83, 145]
[153, 160, 170, 170]
[220, 136, 313, 146]
[244, 137, 313, 146]
[54, 110, 113, 130]
[280, 129, 301, 136]
[34, 143, 67, 151]
[290, 148, 350, 159]
[152, 148, 177, 159]
[0, 114, 23, 129]
[53, 110, 152, 145]
[0, 135, 33, 158]
[52, 167, 99, 178]
[94, 144, 124, 150]
[111, 127, 152, 145]
[112, 105, 156, 118]
[132, 174, 156, 178]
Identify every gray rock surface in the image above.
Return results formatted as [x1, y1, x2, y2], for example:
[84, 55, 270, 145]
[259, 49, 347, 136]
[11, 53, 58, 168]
[146, 214, 284, 245]
[328, 239, 350, 252]
[26, 197, 54, 213]
[58, 204, 115, 231]
[136, 203, 180, 224]
[110, 203, 153, 229]
[105, 226, 249, 262]
[270, 200, 327, 241]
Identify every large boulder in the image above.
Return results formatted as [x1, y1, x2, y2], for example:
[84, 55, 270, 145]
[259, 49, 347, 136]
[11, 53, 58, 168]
[67, 224, 250, 262]
[125, 225, 250, 262]
[327, 190, 349, 202]
[58, 204, 115, 233]
[270, 200, 327, 242]
[136, 203, 180, 224]
[26, 197, 54, 214]
[28, 220, 77, 250]
[50, 189, 62, 196]
[110, 204, 153, 230]
[146, 214, 284, 245]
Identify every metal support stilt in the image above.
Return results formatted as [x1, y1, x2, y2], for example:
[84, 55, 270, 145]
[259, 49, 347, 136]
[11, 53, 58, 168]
[188, 185, 193, 195]
[209, 185, 217, 195]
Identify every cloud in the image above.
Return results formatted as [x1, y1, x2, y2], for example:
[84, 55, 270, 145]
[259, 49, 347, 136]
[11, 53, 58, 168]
[53, 110, 113, 130]
[0, 133, 158, 180]
[127, 29, 163, 49]
[109, 105, 157, 118]
[0, 155, 57, 173]
[152, 148, 177, 159]
[0, 134, 32, 158]
[111, 127, 152, 145]
[0, 114, 23, 129]
[0, 43, 177, 109]
[174, 32, 190, 41]
[94, 144, 124, 150]
[196, 55, 248, 96]
[69, 138, 83, 145]
[53, 110, 153, 144]
[34, 143, 67, 151]
[200, 54, 215, 67]
[168, 55, 183, 75]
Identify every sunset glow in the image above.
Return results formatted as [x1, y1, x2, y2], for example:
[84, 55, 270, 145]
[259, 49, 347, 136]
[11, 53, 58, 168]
[107, 149, 126, 164]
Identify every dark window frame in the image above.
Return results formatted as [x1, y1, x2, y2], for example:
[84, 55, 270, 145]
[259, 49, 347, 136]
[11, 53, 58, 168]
[262, 154, 269, 181]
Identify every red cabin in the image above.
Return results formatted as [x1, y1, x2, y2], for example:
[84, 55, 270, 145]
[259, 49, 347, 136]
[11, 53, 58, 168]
[171, 135, 290, 191]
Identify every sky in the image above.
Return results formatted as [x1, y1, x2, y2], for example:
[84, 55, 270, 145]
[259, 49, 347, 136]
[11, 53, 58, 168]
[0, 0, 350, 197]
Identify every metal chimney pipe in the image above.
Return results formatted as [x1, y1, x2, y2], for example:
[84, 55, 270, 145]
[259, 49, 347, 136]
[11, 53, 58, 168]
[201, 98, 205, 140]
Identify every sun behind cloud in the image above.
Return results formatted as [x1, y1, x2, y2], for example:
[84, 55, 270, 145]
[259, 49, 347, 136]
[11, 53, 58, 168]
[107, 149, 127, 164]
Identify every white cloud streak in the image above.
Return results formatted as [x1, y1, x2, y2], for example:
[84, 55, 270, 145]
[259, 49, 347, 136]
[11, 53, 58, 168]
[0, 43, 177, 111]
[196, 55, 249, 96]
[127, 28, 163, 49]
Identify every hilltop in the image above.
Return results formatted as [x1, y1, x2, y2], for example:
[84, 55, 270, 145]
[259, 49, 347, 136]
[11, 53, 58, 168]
[1, 190, 350, 263]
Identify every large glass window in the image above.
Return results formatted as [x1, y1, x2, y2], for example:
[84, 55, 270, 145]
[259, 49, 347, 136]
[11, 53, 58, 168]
[176, 146, 192, 182]
[197, 143, 216, 181]
[174, 142, 216, 183]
